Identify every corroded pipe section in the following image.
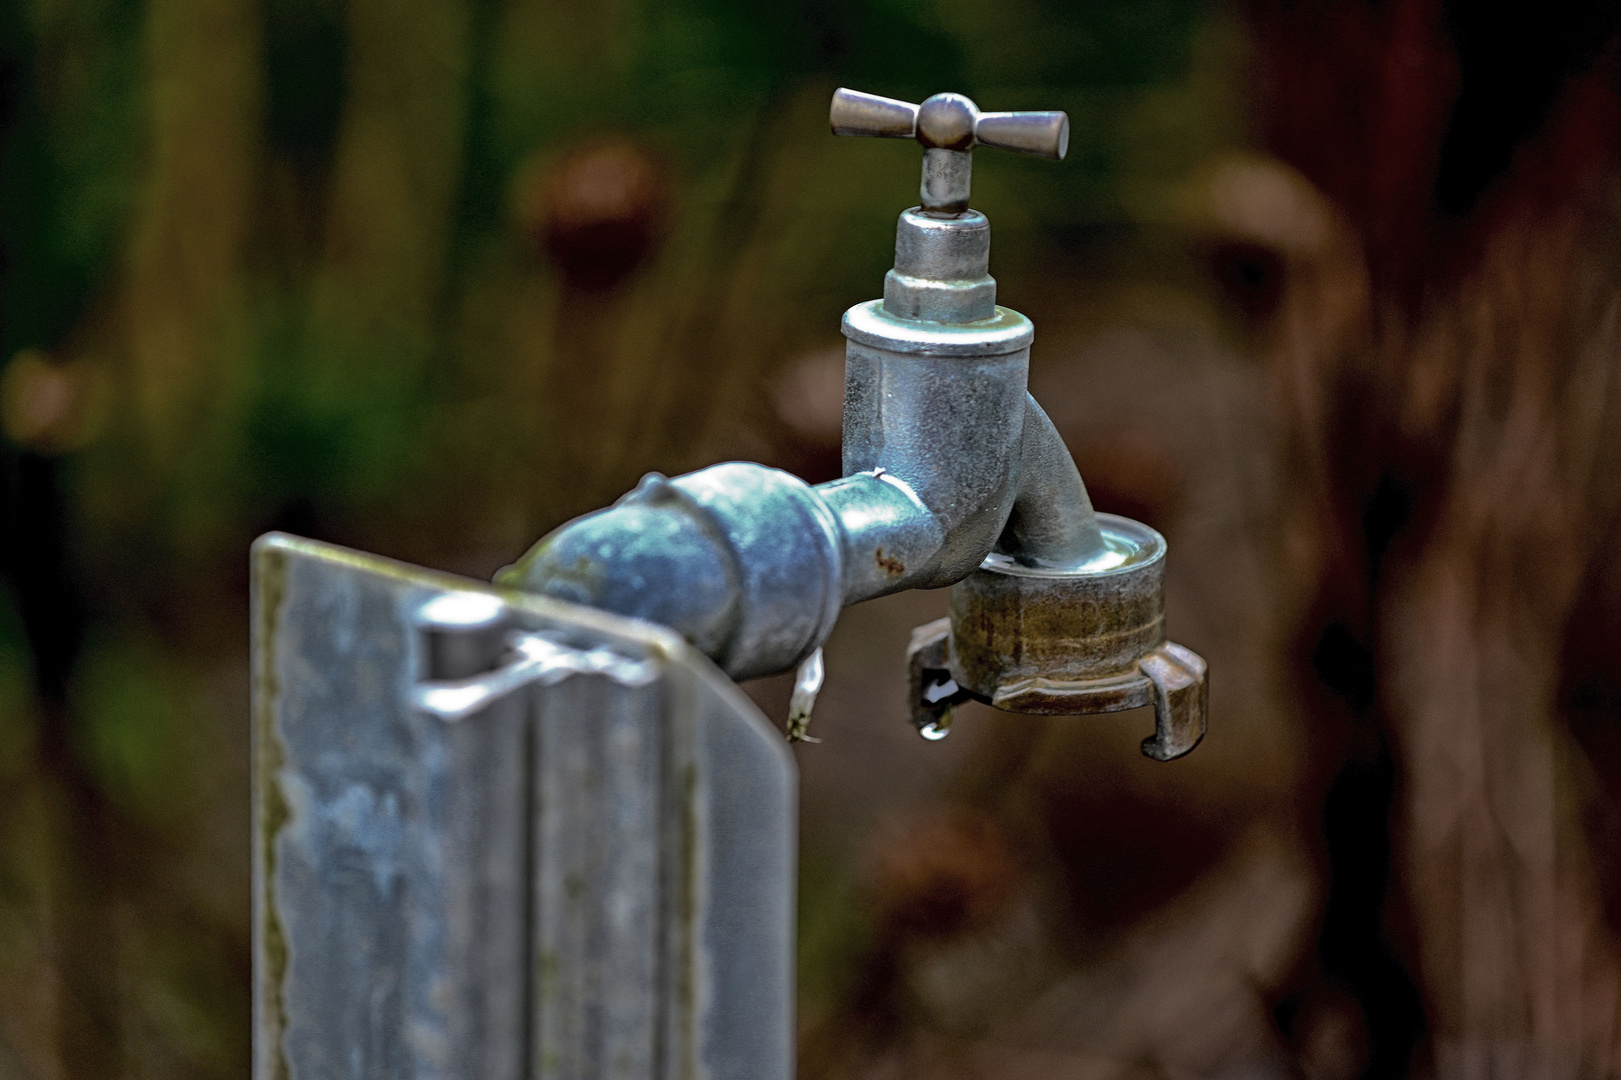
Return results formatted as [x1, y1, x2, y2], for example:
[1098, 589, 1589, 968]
[499, 465, 843, 682]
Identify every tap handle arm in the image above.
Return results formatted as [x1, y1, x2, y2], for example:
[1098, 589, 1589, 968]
[829, 88, 920, 139]
[974, 111, 1069, 160]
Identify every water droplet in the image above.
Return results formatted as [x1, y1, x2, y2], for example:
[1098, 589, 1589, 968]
[917, 712, 952, 741]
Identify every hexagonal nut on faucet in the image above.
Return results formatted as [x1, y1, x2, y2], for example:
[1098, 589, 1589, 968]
[906, 513, 1208, 760]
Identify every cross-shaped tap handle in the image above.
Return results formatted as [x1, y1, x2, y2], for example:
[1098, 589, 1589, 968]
[830, 88, 1069, 215]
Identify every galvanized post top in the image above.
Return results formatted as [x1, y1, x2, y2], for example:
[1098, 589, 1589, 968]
[830, 88, 1069, 215]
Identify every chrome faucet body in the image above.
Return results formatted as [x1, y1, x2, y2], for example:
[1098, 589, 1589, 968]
[502, 89, 1208, 757]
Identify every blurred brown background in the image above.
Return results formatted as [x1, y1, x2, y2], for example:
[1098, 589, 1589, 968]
[4, 0, 1621, 1076]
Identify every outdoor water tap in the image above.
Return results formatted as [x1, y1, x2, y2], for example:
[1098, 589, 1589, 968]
[500, 88, 1208, 759]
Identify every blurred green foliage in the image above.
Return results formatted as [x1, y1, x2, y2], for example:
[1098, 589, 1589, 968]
[75, 631, 209, 825]
[0, 0, 143, 355]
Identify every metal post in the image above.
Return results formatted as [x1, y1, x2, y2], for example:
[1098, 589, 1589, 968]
[252, 533, 794, 1080]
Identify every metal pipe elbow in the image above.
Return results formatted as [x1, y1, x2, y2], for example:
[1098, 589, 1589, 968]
[818, 393, 1105, 605]
[497, 465, 844, 681]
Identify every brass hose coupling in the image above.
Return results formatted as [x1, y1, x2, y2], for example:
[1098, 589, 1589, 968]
[906, 516, 1208, 760]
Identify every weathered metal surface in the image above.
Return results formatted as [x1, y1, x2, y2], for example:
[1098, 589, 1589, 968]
[902, 515, 1209, 759]
[906, 620, 1207, 760]
[949, 515, 1167, 692]
[837, 335, 1033, 582]
[1137, 642, 1208, 761]
[881, 208, 996, 322]
[253, 533, 794, 1080]
[497, 466, 844, 682]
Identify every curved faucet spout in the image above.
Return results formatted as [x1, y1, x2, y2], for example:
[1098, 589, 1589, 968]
[998, 395, 1107, 570]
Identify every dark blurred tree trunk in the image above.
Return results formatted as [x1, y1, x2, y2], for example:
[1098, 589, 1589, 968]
[2, 451, 119, 1078]
[0, 9, 121, 1073]
[1249, 1, 1621, 1073]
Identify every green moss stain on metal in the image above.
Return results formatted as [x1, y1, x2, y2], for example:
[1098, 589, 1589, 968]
[252, 539, 292, 1080]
